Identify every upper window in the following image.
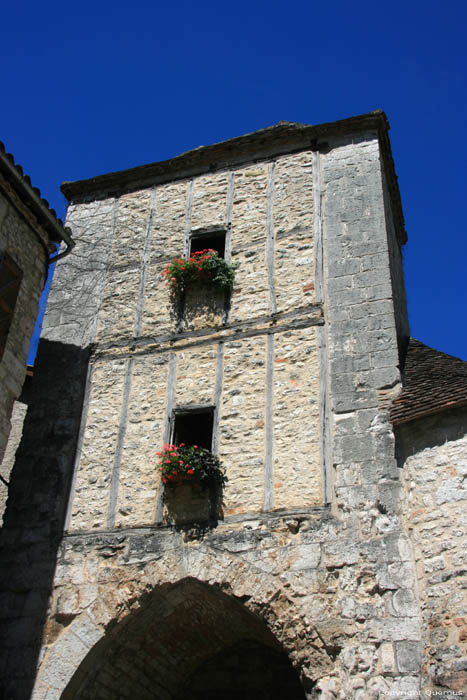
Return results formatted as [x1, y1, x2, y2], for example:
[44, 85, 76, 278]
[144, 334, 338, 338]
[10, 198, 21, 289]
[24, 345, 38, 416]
[189, 228, 226, 259]
[0, 253, 23, 362]
[172, 407, 214, 451]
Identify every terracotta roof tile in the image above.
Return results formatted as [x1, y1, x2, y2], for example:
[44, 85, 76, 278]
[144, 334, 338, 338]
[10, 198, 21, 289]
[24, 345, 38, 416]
[391, 339, 467, 425]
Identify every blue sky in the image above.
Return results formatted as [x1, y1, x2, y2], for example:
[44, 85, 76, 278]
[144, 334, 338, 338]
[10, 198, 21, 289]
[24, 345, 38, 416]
[3, 0, 466, 360]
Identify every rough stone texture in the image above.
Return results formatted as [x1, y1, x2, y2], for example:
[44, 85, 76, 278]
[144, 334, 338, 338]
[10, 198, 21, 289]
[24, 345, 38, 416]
[63, 152, 323, 531]
[273, 326, 321, 509]
[95, 190, 152, 343]
[229, 163, 271, 320]
[67, 359, 127, 531]
[273, 151, 315, 314]
[115, 354, 169, 528]
[0, 400, 27, 525]
[191, 171, 230, 230]
[0, 181, 50, 517]
[380, 166, 409, 366]
[42, 198, 115, 347]
[0, 122, 436, 699]
[141, 181, 188, 337]
[398, 408, 467, 696]
[182, 283, 226, 330]
[32, 514, 420, 699]
[68, 325, 322, 528]
[221, 334, 268, 514]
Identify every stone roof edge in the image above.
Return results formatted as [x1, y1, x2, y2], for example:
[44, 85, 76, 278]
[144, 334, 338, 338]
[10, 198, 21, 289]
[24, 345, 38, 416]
[60, 110, 407, 245]
[0, 142, 74, 248]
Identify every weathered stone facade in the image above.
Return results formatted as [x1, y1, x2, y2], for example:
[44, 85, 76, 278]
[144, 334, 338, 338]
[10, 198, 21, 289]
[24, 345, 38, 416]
[1, 112, 465, 699]
[398, 408, 467, 695]
[0, 187, 47, 481]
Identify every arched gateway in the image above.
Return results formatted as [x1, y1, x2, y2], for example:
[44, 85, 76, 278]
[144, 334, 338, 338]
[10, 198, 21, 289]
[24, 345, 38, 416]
[61, 579, 306, 699]
[34, 575, 329, 699]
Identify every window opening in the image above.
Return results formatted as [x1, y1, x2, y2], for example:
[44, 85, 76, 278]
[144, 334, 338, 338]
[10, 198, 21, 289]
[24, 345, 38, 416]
[173, 407, 214, 451]
[189, 229, 226, 258]
[0, 253, 23, 362]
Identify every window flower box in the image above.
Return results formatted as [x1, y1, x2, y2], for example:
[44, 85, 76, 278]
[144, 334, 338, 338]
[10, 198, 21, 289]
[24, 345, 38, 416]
[162, 249, 236, 300]
[156, 443, 227, 491]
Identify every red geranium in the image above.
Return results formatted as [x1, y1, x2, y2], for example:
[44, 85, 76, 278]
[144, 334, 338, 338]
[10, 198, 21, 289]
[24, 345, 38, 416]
[156, 442, 226, 491]
[161, 249, 236, 300]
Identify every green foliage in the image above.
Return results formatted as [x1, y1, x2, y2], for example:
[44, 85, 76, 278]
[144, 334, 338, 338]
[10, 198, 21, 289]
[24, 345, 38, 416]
[162, 249, 236, 299]
[156, 443, 227, 489]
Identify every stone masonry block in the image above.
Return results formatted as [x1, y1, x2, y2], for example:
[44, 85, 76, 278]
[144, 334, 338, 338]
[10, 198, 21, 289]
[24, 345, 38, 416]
[327, 275, 354, 294]
[350, 302, 387, 321]
[360, 252, 391, 271]
[367, 618, 420, 643]
[328, 288, 366, 309]
[327, 258, 361, 278]
[368, 366, 400, 389]
[391, 589, 419, 618]
[333, 390, 378, 413]
[395, 641, 421, 673]
[31, 681, 49, 700]
[360, 459, 399, 484]
[37, 650, 78, 691]
[333, 412, 359, 437]
[377, 562, 416, 591]
[355, 269, 391, 289]
[290, 543, 321, 570]
[365, 283, 393, 302]
[330, 354, 371, 374]
[370, 348, 400, 369]
[322, 540, 360, 566]
[70, 612, 103, 650]
[334, 434, 375, 463]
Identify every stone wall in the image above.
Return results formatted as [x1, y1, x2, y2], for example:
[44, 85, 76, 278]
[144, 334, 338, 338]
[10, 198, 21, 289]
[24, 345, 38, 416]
[1, 126, 426, 699]
[63, 150, 322, 531]
[0, 399, 27, 526]
[0, 182, 49, 517]
[0, 338, 90, 700]
[398, 408, 467, 696]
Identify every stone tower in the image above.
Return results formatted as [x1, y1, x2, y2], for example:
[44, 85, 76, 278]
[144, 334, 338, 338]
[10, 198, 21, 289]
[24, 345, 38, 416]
[2, 111, 438, 698]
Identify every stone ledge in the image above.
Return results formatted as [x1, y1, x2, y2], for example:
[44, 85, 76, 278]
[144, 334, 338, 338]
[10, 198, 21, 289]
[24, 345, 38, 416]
[62, 505, 333, 540]
[91, 303, 324, 361]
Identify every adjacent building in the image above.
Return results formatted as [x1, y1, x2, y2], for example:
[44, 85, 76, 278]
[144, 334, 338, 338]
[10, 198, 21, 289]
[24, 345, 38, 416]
[0, 143, 74, 520]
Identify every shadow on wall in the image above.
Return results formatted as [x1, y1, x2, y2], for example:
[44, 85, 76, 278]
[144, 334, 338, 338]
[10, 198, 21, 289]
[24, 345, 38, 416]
[163, 481, 224, 525]
[395, 406, 467, 463]
[0, 338, 90, 700]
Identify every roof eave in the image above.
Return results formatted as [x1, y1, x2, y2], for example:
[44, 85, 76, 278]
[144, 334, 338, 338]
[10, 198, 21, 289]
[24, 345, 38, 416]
[60, 109, 407, 246]
[62, 112, 388, 201]
[0, 143, 75, 251]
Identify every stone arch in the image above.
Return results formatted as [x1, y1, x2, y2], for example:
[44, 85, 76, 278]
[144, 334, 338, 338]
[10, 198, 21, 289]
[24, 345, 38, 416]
[32, 543, 334, 699]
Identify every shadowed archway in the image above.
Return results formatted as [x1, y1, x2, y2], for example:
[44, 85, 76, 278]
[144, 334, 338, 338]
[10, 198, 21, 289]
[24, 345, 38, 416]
[62, 578, 307, 699]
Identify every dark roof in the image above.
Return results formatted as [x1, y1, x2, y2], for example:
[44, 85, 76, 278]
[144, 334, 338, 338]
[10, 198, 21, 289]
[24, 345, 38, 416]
[0, 141, 74, 250]
[391, 339, 467, 425]
[60, 110, 406, 245]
